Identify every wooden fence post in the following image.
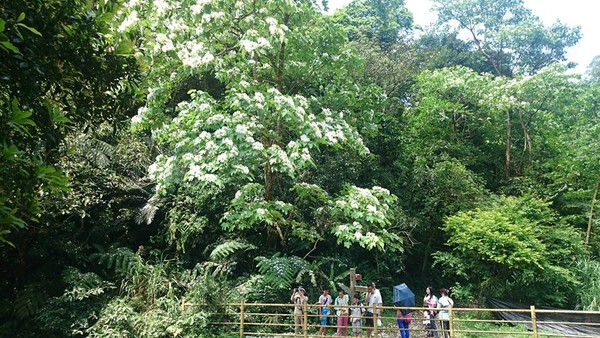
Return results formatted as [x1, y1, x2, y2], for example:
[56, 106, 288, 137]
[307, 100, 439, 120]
[303, 300, 308, 338]
[239, 300, 245, 338]
[449, 306, 454, 338]
[531, 305, 538, 338]
[373, 304, 378, 338]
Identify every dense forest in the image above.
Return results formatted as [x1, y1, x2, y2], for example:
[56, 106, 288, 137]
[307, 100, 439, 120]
[1, 0, 599, 336]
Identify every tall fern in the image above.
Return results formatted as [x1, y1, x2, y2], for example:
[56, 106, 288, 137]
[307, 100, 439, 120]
[255, 254, 311, 289]
[209, 240, 257, 261]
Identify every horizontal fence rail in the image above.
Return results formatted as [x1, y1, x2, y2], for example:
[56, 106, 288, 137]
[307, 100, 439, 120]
[182, 301, 600, 337]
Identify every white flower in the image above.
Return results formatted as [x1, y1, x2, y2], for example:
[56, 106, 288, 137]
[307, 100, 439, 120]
[214, 127, 227, 138]
[202, 52, 214, 63]
[217, 153, 228, 163]
[234, 164, 250, 174]
[367, 205, 377, 213]
[257, 37, 271, 48]
[350, 201, 359, 209]
[131, 114, 142, 125]
[118, 10, 138, 32]
[256, 208, 267, 216]
[191, 4, 202, 14]
[254, 92, 265, 103]
[354, 232, 363, 240]
[201, 173, 218, 182]
[339, 224, 348, 232]
[188, 164, 202, 178]
[300, 135, 309, 143]
[153, 0, 170, 14]
[240, 40, 258, 54]
[235, 124, 248, 135]
[372, 186, 390, 195]
[252, 142, 264, 151]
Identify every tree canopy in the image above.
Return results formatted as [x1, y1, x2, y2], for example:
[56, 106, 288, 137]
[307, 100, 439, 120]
[0, 0, 598, 336]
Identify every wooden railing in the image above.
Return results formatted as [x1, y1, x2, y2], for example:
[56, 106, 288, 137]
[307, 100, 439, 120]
[182, 301, 600, 337]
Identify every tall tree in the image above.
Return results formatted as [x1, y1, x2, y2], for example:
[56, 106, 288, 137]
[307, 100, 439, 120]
[432, 0, 580, 77]
[119, 0, 405, 255]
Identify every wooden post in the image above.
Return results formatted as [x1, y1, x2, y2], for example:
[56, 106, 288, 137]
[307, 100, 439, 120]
[350, 268, 356, 298]
[373, 304, 378, 338]
[449, 306, 454, 338]
[181, 297, 185, 316]
[239, 300, 245, 338]
[303, 300, 308, 338]
[531, 305, 538, 338]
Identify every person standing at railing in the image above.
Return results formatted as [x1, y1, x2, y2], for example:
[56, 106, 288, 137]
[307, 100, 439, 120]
[335, 290, 350, 337]
[437, 288, 454, 338]
[397, 310, 412, 338]
[365, 282, 382, 338]
[423, 286, 439, 338]
[350, 294, 364, 337]
[318, 286, 333, 337]
[422, 310, 434, 338]
[291, 286, 308, 336]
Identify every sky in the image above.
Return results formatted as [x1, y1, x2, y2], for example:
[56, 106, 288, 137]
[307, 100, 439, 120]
[328, 0, 599, 74]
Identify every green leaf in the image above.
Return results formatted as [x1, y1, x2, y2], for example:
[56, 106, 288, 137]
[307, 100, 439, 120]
[0, 19, 6, 32]
[1, 40, 20, 54]
[16, 23, 42, 37]
[17, 13, 25, 23]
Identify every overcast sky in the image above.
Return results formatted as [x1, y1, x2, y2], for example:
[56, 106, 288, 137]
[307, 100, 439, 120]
[328, 0, 599, 74]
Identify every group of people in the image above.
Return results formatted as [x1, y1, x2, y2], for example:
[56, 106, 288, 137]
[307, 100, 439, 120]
[422, 287, 454, 338]
[291, 284, 453, 338]
[291, 282, 382, 337]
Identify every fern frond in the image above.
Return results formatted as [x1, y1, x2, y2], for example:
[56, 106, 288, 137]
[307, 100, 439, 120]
[209, 240, 257, 262]
[137, 195, 162, 225]
[14, 286, 46, 319]
[255, 254, 311, 289]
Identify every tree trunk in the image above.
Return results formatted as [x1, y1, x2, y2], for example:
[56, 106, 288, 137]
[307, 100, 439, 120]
[505, 109, 511, 179]
[585, 181, 600, 245]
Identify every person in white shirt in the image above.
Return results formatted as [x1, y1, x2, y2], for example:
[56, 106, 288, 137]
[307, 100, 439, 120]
[290, 286, 308, 336]
[334, 290, 350, 336]
[365, 282, 382, 338]
[437, 288, 454, 338]
[318, 286, 333, 337]
[350, 294, 364, 337]
[423, 286, 439, 338]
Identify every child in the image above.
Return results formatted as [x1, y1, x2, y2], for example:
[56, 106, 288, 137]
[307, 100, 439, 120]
[423, 310, 434, 338]
[335, 290, 350, 336]
[318, 286, 333, 337]
[350, 294, 364, 337]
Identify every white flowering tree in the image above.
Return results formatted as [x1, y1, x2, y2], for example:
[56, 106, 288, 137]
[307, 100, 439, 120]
[117, 0, 404, 253]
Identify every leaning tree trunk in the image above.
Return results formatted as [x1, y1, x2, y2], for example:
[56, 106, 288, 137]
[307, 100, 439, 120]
[585, 181, 600, 245]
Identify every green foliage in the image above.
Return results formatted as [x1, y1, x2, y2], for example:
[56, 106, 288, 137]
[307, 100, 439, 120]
[332, 0, 413, 49]
[432, 0, 580, 76]
[574, 258, 600, 311]
[434, 195, 587, 306]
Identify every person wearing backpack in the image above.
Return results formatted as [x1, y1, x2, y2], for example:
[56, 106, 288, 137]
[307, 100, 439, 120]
[397, 310, 412, 338]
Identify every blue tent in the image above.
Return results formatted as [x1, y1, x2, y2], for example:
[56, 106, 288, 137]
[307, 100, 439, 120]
[393, 283, 415, 314]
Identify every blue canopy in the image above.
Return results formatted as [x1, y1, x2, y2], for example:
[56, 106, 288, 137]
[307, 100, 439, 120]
[393, 283, 415, 314]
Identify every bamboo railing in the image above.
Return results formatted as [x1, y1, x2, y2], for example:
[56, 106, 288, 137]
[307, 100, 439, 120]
[181, 300, 600, 338]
